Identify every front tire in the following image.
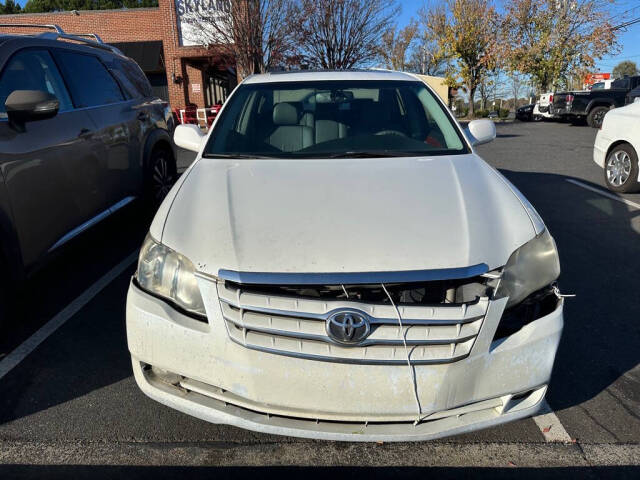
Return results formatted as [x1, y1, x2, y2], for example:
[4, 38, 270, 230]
[604, 143, 640, 193]
[587, 106, 609, 129]
[144, 147, 177, 207]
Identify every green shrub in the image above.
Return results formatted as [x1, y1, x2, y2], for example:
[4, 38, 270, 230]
[498, 108, 509, 119]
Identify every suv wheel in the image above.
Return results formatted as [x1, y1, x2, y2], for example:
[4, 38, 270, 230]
[604, 143, 640, 193]
[145, 147, 177, 206]
[587, 106, 609, 129]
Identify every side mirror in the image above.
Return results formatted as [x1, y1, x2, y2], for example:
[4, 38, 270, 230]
[174, 124, 206, 153]
[5, 90, 59, 124]
[465, 119, 496, 146]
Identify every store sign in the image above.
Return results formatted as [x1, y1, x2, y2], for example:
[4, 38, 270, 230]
[175, 0, 231, 46]
[584, 73, 611, 86]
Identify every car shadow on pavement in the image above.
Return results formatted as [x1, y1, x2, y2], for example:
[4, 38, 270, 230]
[498, 170, 640, 424]
[0, 465, 639, 480]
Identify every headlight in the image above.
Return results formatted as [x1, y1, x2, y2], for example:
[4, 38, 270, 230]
[496, 229, 560, 308]
[136, 234, 206, 318]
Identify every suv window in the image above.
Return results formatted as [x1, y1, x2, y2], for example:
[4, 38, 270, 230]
[118, 60, 153, 98]
[53, 51, 124, 108]
[0, 49, 73, 116]
[612, 78, 630, 90]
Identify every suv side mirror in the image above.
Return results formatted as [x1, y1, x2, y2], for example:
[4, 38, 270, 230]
[465, 119, 496, 146]
[174, 124, 206, 153]
[5, 90, 59, 124]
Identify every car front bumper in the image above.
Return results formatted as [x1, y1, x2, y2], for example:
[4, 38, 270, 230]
[593, 130, 611, 168]
[126, 279, 563, 442]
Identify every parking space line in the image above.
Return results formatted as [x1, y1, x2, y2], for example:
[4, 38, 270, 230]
[533, 399, 572, 443]
[0, 250, 139, 382]
[565, 178, 640, 210]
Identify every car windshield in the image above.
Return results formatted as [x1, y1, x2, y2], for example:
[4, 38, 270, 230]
[203, 80, 468, 158]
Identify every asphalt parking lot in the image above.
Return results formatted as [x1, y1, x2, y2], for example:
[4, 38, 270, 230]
[0, 121, 639, 479]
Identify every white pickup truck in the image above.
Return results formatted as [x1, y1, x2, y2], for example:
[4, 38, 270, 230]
[533, 92, 558, 120]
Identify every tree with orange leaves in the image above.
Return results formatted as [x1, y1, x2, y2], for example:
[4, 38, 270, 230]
[424, 0, 501, 117]
[503, 0, 618, 91]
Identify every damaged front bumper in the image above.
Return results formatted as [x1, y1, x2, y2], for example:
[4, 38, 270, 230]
[126, 278, 563, 442]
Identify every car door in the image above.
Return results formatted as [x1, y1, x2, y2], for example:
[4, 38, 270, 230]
[0, 48, 98, 270]
[52, 49, 137, 213]
[109, 58, 160, 193]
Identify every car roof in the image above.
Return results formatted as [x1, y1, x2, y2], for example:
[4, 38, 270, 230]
[0, 32, 126, 60]
[242, 69, 420, 84]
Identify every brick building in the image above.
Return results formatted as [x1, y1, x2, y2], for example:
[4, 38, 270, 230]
[0, 1, 237, 110]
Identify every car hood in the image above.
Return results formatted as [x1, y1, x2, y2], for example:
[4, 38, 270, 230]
[157, 154, 536, 278]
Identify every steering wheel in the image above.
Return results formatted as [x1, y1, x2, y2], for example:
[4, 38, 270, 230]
[375, 130, 406, 137]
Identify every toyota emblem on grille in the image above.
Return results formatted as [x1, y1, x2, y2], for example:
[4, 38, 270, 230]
[326, 310, 371, 345]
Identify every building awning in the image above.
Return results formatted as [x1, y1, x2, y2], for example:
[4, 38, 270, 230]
[109, 41, 164, 73]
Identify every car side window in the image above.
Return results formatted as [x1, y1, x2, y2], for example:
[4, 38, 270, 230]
[53, 51, 124, 108]
[119, 60, 153, 98]
[0, 49, 73, 116]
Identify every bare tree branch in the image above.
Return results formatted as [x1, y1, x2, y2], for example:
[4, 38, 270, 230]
[295, 0, 399, 69]
[182, 0, 299, 79]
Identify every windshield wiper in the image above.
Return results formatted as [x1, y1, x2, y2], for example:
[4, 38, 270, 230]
[202, 153, 279, 159]
[326, 151, 420, 158]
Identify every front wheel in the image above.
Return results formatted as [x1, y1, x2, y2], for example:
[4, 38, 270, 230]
[144, 147, 177, 207]
[604, 143, 640, 193]
[587, 106, 609, 129]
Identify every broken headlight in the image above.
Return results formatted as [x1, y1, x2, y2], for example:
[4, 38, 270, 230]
[496, 229, 560, 308]
[135, 234, 206, 319]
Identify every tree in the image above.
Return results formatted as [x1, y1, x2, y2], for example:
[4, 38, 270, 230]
[296, 0, 399, 69]
[406, 4, 450, 76]
[406, 38, 448, 76]
[503, 0, 618, 91]
[21, 0, 157, 13]
[0, 0, 22, 14]
[612, 60, 638, 79]
[477, 72, 499, 110]
[424, 0, 501, 117]
[380, 21, 418, 71]
[181, 0, 299, 79]
[508, 72, 525, 109]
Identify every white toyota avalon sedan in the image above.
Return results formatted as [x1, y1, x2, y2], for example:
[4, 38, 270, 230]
[126, 70, 563, 441]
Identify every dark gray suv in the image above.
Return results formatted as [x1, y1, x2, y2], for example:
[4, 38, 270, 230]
[0, 27, 177, 329]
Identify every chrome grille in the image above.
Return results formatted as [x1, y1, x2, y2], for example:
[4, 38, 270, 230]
[216, 281, 490, 365]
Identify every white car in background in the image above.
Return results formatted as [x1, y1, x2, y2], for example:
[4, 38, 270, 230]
[127, 70, 563, 442]
[533, 92, 558, 121]
[593, 101, 640, 193]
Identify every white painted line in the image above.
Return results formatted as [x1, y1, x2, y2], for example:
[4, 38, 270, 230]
[565, 178, 640, 210]
[533, 399, 572, 443]
[0, 250, 138, 381]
